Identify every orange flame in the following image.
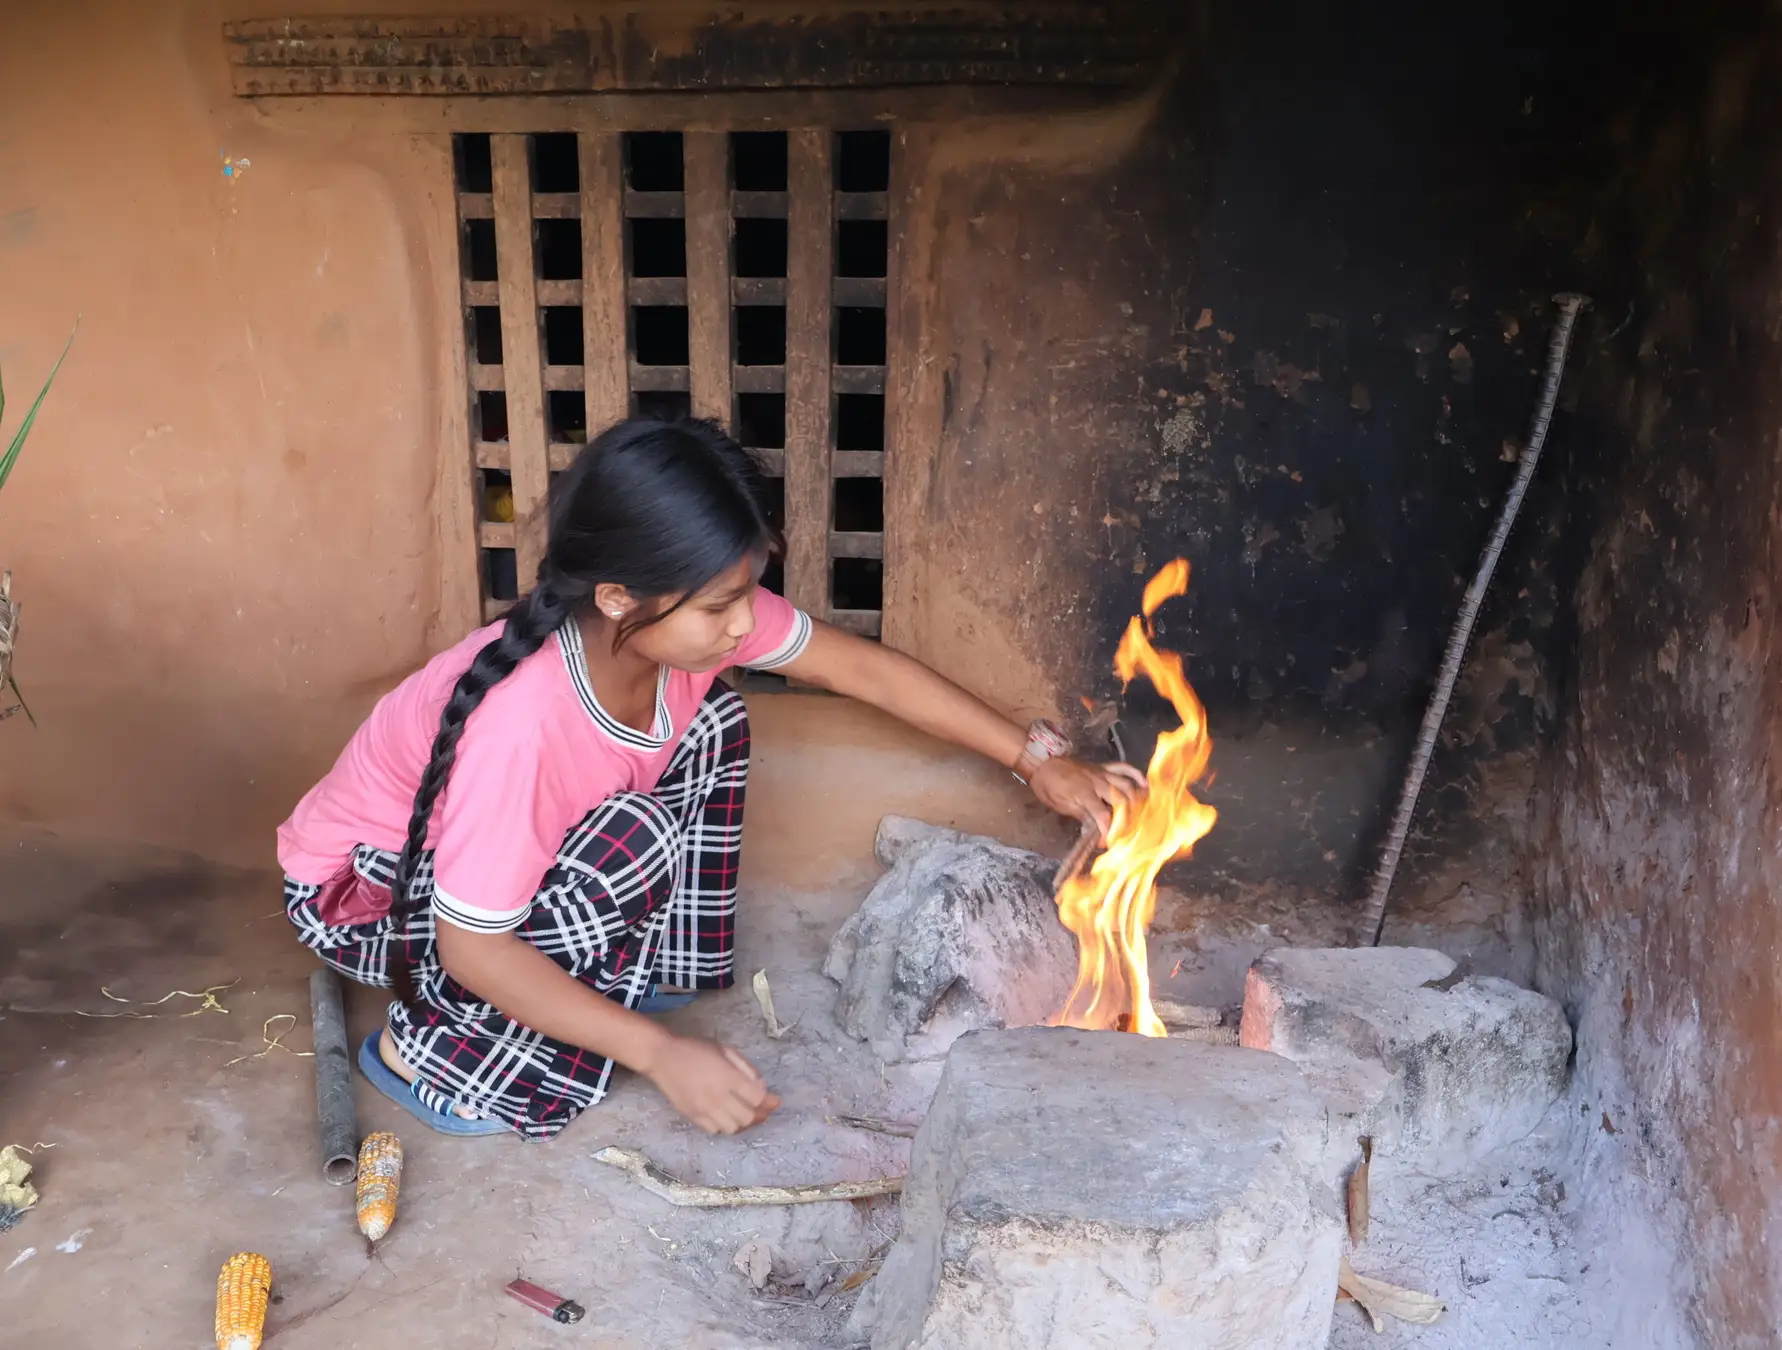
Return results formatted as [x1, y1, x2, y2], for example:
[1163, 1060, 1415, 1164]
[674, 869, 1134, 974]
[1053, 559, 1216, 1036]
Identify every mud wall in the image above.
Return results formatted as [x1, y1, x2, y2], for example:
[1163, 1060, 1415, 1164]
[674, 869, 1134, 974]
[1530, 4, 1782, 1344]
[0, 1, 471, 860]
[896, 0, 1582, 918]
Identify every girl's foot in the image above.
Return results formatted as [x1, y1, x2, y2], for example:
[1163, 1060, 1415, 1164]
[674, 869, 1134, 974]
[377, 1026, 482, 1119]
[357, 1029, 509, 1136]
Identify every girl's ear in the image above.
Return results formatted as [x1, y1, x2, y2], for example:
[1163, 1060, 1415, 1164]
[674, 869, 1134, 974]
[592, 582, 638, 621]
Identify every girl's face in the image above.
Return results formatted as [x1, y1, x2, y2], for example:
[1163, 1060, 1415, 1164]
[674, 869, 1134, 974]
[618, 554, 765, 672]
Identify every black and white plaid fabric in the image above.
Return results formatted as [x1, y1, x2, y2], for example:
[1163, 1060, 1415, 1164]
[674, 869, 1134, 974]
[284, 685, 750, 1139]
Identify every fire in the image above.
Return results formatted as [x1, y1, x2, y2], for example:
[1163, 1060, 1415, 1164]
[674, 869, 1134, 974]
[1053, 559, 1216, 1036]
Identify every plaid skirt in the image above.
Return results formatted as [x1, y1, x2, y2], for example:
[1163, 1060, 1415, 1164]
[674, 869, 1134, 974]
[284, 685, 749, 1140]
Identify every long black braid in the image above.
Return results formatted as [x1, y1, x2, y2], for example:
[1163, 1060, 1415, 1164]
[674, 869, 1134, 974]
[383, 416, 776, 1005]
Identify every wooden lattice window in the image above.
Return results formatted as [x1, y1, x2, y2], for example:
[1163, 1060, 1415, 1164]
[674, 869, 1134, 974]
[454, 128, 890, 638]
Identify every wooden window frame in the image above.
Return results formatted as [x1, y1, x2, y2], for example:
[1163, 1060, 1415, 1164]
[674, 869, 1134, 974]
[455, 126, 889, 639]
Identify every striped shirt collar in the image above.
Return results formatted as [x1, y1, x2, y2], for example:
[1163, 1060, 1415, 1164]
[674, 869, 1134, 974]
[555, 621, 674, 750]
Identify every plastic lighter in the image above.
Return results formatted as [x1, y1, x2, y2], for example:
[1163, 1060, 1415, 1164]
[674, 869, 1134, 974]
[504, 1278, 587, 1323]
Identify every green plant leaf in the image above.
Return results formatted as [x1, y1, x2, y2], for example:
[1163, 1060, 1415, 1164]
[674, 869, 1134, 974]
[0, 321, 78, 495]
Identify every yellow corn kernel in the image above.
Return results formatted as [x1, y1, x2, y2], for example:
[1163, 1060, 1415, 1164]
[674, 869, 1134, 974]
[355, 1131, 404, 1242]
[214, 1252, 272, 1350]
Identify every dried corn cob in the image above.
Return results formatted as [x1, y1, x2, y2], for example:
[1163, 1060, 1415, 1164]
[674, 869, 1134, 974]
[355, 1131, 404, 1241]
[214, 1252, 272, 1350]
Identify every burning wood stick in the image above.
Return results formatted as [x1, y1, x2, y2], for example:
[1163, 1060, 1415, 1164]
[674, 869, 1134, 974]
[1052, 818, 1100, 898]
[594, 1146, 905, 1208]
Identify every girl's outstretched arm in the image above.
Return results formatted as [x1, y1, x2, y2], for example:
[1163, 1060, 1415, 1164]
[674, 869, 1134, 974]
[778, 622, 1144, 836]
[434, 921, 779, 1134]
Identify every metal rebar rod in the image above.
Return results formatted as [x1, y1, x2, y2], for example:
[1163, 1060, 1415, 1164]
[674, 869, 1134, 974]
[310, 966, 358, 1185]
[1357, 292, 1590, 947]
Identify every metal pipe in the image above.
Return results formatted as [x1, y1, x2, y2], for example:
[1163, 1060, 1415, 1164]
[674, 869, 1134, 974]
[309, 966, 358, 1185]
[1356, 292, 1590, 947]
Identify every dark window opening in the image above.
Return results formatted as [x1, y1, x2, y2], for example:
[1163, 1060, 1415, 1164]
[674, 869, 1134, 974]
[464, 219, 498, 281]
[633, 307, 690, 366]
[480, 468, 512, 521]
[486, 548, 519, 601]
[836, 219, 888, 278]
[836, 306, 886, 366]
[542, 307, 583, 366]
[626, 132, 684, 191]
[737, 393, 786, 449]
[469, 306, 503, 366]
[549, 390, 587, 443]
[455, 133, 493, 193]
[836, 130, 891, 192]
[531, 133, 579, 193]
[735, 307, 787, 366]
[535, 219, 581, 281]
[732, 131, 788, 191]
[832, 557, 883, 612]
[634, 390, 693, 421]
[629, 217, 687, 277]
[758, 474, 786, 597]
[834, 476, 884, 533]
[477, 391, 508, 443]
[734, 217, 788, 278]
[835, 393, 885, 451]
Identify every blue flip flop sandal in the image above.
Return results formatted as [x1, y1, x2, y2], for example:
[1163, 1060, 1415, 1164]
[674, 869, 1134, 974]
[357, 1031, 509, 1137]
[637, 982, 696, 1014]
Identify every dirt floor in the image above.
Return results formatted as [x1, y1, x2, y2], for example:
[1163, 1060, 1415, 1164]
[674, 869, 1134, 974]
[1, 692, 1611, 1348]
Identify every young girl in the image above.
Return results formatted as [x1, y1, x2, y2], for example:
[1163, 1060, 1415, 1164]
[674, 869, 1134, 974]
[278, 418, 1138, 1140]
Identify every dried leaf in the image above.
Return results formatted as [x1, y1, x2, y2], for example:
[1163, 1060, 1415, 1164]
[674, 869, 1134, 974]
[1346, 1136, 1372, 1247]
[1338, 1256, 1445, 1329]
[733, 1238, 773, 1291]
[840, 1266, 877, 1292]
[751, 969, 795, 1039]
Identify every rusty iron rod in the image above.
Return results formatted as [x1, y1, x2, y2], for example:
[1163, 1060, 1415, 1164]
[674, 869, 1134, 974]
[309, 966, 358, 1185]
[1358, 292, 1590, 947]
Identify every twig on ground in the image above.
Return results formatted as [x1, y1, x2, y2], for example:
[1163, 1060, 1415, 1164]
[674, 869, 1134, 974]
[828, 1114, 918, 1139]
[595, 1146, 905, 1208]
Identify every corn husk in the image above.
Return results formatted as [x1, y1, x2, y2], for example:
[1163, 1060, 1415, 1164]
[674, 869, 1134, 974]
[0, 1144, 40, 1231]
[0, 571, 15, 694]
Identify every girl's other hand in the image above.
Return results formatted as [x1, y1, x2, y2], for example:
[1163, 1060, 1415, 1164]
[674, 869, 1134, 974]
[1028, 756, 1147, 841]
[643, 1034, 781, 1134]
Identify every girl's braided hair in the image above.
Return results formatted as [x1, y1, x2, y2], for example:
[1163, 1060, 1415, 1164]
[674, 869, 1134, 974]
[384, 417, 775, 1002]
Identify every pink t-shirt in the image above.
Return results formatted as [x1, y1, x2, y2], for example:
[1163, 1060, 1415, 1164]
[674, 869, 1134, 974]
[277, 590, 811, 933]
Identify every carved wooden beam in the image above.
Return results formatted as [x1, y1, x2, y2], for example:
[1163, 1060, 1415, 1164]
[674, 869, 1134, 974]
[222, 9, 1170, 96]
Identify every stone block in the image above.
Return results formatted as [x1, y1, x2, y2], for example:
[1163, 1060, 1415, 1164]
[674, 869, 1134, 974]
[1239, 946, 1572, 1179]
[855, 1028, 1343, 1350]
[825, 817, 1078, 1063]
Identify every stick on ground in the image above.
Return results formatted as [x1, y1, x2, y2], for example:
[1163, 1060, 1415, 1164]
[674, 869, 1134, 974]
[829, 1114, 919, 1139]
[595, 1146, 904, 1207]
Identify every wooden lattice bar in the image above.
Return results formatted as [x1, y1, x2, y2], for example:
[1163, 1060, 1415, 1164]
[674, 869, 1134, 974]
[579, 132, 630, 436]
[489, 134, 551, 593]
[685, 132, 734, 425]
[782, 129, 835, 620]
